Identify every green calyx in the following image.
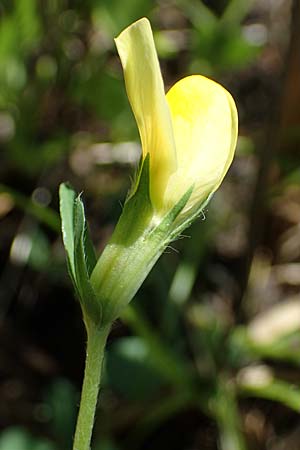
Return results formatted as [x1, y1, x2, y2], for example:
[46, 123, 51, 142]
[59, 154, 210, 328]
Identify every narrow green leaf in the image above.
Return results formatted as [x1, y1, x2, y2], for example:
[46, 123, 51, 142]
[73, 195, 101, 325]
[83, 221, 97, 277]
[59, 183, 101, 325]
[59, 183, 76, 284]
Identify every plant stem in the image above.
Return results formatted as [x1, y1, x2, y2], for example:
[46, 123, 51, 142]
[73, 323, 110, 450]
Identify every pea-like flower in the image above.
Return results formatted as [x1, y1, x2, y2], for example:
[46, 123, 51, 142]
[64, 17, 239, 325]
[115, 17, 238, 221]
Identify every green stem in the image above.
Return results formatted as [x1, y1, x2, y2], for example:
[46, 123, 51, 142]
[73, 324, 110, 450]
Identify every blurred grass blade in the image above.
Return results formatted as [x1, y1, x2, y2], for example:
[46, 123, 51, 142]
[211, 377, 247, 450]
[125, 391, 195, 449]
[0, 427, 57, 450]
[222, 0, 254, 25]
[121, 304, 191, 388]
[0, 184, 60, 232]
[238, 365, 300, 412]
[106, 336, 165, 401]
[163, 220, 212, 338]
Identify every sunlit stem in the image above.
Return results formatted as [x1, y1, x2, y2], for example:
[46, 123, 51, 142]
[73, 323, 111, 450]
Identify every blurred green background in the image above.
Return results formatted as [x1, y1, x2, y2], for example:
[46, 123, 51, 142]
[1, 0, 300, 449]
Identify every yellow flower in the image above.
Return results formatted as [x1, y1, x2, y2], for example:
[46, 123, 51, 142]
[115, 18, 238, 219]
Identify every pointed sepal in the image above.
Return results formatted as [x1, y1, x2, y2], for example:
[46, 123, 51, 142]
[59, 183, 101, 326]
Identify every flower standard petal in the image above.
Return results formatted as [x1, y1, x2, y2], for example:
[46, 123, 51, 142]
[115, 18, 177, 211]
[165, 75, 238, 216]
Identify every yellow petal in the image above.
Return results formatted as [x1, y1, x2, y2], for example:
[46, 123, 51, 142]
[115, 18, 176, 209]
[165, 75, 238, 215]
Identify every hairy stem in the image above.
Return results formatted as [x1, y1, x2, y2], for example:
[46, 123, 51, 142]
[73, 323, 110, 450]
